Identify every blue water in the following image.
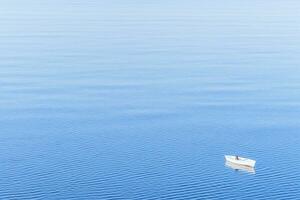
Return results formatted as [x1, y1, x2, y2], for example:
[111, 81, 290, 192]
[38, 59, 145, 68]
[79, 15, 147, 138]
[1, 1, 300, 199]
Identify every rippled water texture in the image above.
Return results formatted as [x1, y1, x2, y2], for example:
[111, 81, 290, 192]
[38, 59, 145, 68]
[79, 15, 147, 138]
[1, 0, 300, 199]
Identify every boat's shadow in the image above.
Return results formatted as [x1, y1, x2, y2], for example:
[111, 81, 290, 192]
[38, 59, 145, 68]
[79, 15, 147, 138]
[225, 161, 256, 174]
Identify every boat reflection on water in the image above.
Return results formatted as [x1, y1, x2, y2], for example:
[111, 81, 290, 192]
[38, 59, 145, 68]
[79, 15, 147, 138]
[225, 161, 256, 174]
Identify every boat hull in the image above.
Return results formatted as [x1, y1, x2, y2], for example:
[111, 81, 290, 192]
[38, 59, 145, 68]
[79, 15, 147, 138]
[225, 161, 256, 174]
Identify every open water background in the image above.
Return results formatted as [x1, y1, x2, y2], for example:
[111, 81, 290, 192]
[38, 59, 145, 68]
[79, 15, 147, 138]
[1, 1, 300, 199]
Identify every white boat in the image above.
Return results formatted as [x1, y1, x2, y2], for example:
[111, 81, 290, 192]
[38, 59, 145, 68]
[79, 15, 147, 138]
[225, 161, 255, 174]
[225, 155, 256, 168]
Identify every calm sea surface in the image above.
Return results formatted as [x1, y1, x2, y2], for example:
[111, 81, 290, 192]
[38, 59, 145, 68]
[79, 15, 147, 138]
[1, 1, 300, 199]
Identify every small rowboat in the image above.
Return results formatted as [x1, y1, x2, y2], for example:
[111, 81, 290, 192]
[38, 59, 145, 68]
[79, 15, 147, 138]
[225, 155, 256, 168]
